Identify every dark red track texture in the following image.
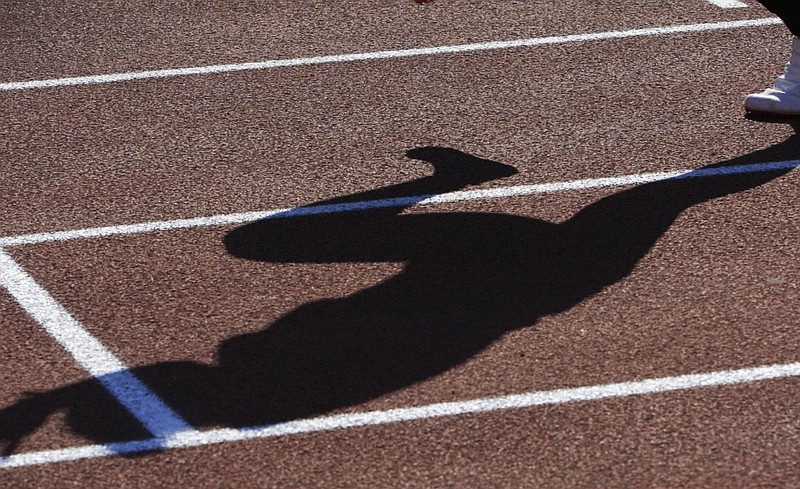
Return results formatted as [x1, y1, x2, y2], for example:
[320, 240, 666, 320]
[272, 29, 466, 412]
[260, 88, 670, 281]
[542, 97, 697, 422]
[1, 1, 798, 487]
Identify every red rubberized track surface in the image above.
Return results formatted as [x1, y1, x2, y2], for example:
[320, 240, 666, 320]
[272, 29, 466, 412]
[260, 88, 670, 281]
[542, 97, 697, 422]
[1, 1, 798, 487]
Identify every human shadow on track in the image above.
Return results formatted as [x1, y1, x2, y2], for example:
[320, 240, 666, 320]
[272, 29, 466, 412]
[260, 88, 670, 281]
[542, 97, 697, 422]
[1, 134, 798, 456]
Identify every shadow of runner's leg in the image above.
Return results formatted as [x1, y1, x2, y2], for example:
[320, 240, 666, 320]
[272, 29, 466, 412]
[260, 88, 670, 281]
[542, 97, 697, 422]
[224, 147, 518, 263]
[553, 133, 800, 312]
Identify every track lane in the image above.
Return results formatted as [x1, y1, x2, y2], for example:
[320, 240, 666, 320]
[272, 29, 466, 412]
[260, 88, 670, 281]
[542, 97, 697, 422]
[2, 1, 798, 486]
[1, 26, 796, 236]
[3, 378, 799, 487]
[1, 0, 774, 82]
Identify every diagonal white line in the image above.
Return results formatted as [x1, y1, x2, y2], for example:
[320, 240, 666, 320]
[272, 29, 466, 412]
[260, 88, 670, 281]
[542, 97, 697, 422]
[1, 360, 799, 468]
[0, 17, 781, 92]
[703, 0, 749, 8]
[0, 249, 196, 438]
[1, 159, 797, 247]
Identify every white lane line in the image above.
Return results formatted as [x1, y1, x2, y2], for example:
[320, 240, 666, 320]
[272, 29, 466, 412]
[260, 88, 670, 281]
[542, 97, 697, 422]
[0, 249, 196, 439]
[703, 0, 749, 8]
[0, 17, 781, 92]
[1, 360, 799, 468]
[1, 159, 797, 248]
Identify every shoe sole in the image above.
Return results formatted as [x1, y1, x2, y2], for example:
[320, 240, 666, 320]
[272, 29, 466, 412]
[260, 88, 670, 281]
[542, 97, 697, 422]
[744, 110, 800, 122]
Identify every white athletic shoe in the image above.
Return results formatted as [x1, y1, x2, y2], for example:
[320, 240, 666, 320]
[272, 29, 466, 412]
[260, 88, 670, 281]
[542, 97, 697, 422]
[745, 37, 800, 116]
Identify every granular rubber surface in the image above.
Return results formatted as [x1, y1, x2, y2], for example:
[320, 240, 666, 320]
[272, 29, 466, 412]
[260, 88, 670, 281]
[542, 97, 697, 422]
[1, 1, 798, 487]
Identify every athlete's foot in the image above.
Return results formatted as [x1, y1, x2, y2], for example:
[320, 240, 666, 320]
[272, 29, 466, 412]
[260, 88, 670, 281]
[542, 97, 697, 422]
[745, 37, 800, 117]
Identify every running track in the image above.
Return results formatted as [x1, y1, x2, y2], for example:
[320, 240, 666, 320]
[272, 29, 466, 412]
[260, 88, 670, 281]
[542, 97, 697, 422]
[1, 1, 798, 487]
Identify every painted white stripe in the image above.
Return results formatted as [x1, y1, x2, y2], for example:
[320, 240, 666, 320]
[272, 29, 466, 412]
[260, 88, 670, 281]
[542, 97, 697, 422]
[0, 17, 781, 92]
[0, 249, 195, 438]
[1, 159, 797, 248]
[703, 0, 748, 8]
[1, 360, 799, 469]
